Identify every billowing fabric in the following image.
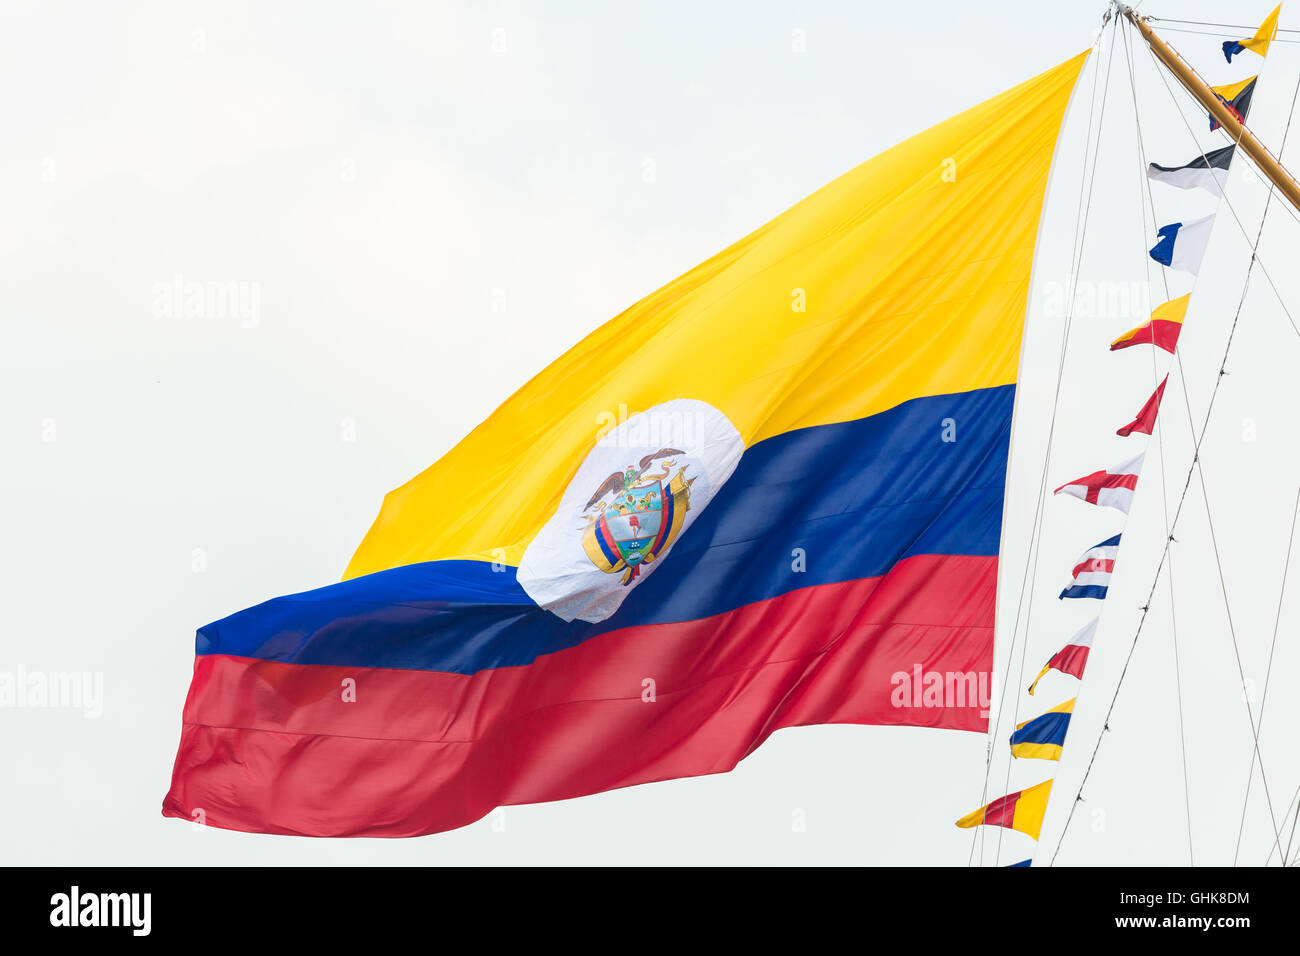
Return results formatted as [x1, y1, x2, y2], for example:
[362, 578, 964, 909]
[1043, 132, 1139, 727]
[1055, 455, 1144, 514]
[955, 779, 1054, 840]
[1117, 376, 1167, 437]
[1028, 618, 1097, 695]
[1149, 216, 1215, 275]
[1209, 75, 1257, 130]
[1223, 5, 1280, 62]
[163, 51, 1088, 838]
[1009, 698, 1075, 761]
[1147, 144, 1235, 196]
[1111, 294, 1188, 353]
[1058, 534, 1121, 600]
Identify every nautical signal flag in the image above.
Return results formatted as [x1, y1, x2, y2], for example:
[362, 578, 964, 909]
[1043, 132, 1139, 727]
[1209, 76, 1257, 130]
[956, 779, 1054, 840]
[1059, 536, 1120, 600]
[1149, 216, 1215, 275]
[1111, 295, 1187, 353]
[1148, 144, 1234, 196]
[1010, 698, 1075, 760]
[1223, 5, 1281, 62]
[1117, 376, 1168, 437]
[1029, 618, 1097, 695]
[1055, 455, 1143, 514]
[160, 55, 1092, 838]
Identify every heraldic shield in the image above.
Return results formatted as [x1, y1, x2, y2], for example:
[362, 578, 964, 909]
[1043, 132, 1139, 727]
[582, 461, 694, 586]
[517, 399, 745, 623]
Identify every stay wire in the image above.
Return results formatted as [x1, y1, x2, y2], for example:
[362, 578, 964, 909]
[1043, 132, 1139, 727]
[1144, 42, 1300, 331]
[1231, 65, 1300, 865]
[1150, 24, 1300, 45]
[995, 27, 1120, 867]
[1147, 16, 1300, 37]
[969, 24, 1115, 867]
[1051, 18, 1288, 864]
[1144, 37, 1295, 862]
[1119, 21, 1195, 865]
[1236, 482, 1300, 862]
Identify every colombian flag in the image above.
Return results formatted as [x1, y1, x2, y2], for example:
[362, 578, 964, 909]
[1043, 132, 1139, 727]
[956, 779, 1054, 840]
[1009, 698, 1075, 760]
[1111, 294, 1188, 353]
[163, 53, 1088, 838]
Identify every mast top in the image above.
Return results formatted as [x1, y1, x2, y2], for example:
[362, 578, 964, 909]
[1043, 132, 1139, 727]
[1116, 4, 1300, 213]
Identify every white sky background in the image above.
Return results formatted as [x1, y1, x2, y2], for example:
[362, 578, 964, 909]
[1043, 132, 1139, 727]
[3, 0, 1300, 865]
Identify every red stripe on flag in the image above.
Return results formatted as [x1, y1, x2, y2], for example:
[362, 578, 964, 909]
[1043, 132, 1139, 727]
[1111, 318, 1183, 354]
[163, 553, 999, 837]
[1048, 643, 1091, 680]
[1058, 471, 1139, 495]
[981, 789, 1023, 830]
[1071, 557, 1115, 577]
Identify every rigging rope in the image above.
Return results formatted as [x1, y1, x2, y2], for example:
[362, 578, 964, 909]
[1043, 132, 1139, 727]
[968, 21, 1115, 867]
[1145, 38, 1300, 861]
[992, 25, 1120, 867]
[1149, 24, 1300, 45]
[1050, 17, 1292, 864]
[1144, 39, 1300, 320]
[1148, 16, 1300, 37]
[1119, 21, 1195, 865]
[1284, 787, 1300, 863]
[1229, 65, 1300, 865]
[1235, 482, 1300, 862]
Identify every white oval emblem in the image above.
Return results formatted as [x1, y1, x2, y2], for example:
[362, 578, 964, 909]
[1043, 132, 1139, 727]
[518, 399, 744, 622]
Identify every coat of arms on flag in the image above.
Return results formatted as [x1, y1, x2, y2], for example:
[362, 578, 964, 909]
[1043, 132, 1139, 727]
[517, 399, 744, 623]
[581, 450, 695, 586]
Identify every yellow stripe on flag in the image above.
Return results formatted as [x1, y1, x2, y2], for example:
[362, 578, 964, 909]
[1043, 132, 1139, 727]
[1151, 293, 1190, 324]
[1242, 5, 1282, 57]
[1012, 779, 1053, 839]
[346, 53, 1089, 578]
[1014, 697, 1075, 729]
[1010, 742, 1063, 761]
[1027, 663, 1052, 696]
[1211, 75, 1258, 102]
[1111, 293, 1188, 347]
[955, 779, 1054, 840]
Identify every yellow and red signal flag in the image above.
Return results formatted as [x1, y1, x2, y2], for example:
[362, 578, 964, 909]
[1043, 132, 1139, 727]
[956, 779, 1054, 840]
[1111, 295, 1187, 353]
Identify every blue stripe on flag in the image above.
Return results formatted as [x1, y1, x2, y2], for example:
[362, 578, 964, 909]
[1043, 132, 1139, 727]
[1149, 222, 1181, 267]
[194, 386, 1016, 674]
[1010, 709, 1072, 748]
[1060, 584, 1108, 600]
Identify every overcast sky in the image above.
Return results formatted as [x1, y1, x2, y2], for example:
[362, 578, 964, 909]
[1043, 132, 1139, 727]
[5, 0, 1300, 865]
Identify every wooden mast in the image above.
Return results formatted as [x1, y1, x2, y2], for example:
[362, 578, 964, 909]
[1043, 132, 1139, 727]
[1118, 2, 1300, 212]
